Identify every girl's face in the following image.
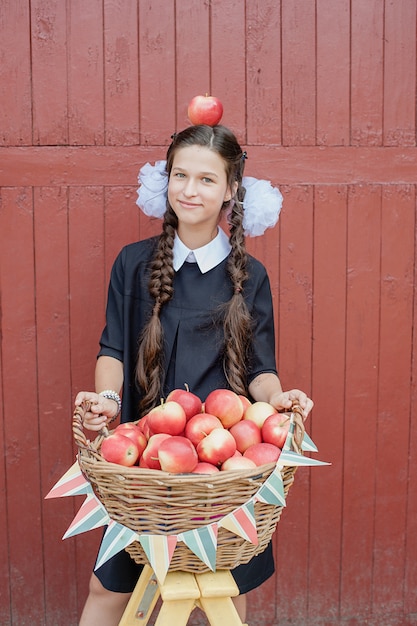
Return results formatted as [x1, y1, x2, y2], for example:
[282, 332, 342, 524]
[168, 145, 233, 244]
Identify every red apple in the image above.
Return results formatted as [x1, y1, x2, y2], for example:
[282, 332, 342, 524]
[243, 442, 281, 466]
[192, 462, 220, 475]
[166, 385, 202, 420]
[184, 413, 223, 447]
[262, 413, 291, 449]
[158, 436, 198, 473]
[243, 401, 276, 428]
[221, 456, 257, 471]
[147, 400, 186, 436]
[239, 395, 252, 411]
[101, 433, 139, 467]
[187, 94, 223, 126]
[204, 389, 244, 428]
[137, 414, 151, 439]
[229, 419, 262, 453]
[197, 428, 237, 466]
[113, 423, 148, 457]
[142, 433, 172, 470]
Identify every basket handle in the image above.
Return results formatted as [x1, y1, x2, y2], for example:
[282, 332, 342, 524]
[291, 403, 305, 453]
[72, 401, 109, 451]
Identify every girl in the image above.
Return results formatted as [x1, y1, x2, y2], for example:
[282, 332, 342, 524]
[75, 124, 313, 625]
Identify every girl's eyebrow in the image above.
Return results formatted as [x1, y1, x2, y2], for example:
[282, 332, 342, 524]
[172, 166, 219, 179]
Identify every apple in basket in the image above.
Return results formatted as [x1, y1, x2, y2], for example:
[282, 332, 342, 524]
[204, 389, 244, 428]
[101, 433, 139, 467]
[158, 436, 198, 473]
[262, 413, 291, 449]
[197, 428, 237, 466]
[221, 456, 257, 471]
[147, 400, 186, 436]
[243, 442, 281, 466]
[113, 423, 148, 456]
[193, 461, 220, 475]
[166, 385, 202, 420]
[229, 419, 262, 454]
[141, 433, 172, 470]
[184, 413, 223, 447]
[243, 401, 276, 429]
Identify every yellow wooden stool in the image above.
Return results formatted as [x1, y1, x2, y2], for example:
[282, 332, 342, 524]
[119, 564, 248, 626]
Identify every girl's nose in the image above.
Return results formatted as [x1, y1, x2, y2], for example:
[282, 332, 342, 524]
[183, 177, 197, 197]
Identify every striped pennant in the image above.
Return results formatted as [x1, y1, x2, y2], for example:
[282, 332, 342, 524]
[45, 459, 92, 499]
[95, 521, 139, 570]
[63, 493, 110, 539]
[256, 466, 286, 506]
[139, 534, 178, 585]
[178, 524, 218, 572]
[301, 431, 318, 452]
[279, 450, 330, 467]
[220, 499, 258, 545]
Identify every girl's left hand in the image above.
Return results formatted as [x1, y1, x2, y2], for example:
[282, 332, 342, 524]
[269, 389, 313, 420]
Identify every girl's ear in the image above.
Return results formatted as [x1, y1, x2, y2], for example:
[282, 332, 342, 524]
[224, 181, 238, 203]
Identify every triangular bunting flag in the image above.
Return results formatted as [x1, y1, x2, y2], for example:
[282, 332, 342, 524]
[63, 493, 110, 539]
[256, 466, 286, 506]
[45, 460, 92, 499]
[301, 431, 318, 452]
[94, 521, 139, 570]
[139, 534, 178, 585]
[220, 500, 258, 545]
[178, 524, 218, 572]
[279, 450, 331, 467]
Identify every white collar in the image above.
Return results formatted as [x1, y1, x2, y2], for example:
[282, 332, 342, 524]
[173, 227, 231, 273]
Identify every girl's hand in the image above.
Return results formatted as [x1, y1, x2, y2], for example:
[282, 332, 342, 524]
[269, 389, 314, 421]
[74, 391, 119, 431]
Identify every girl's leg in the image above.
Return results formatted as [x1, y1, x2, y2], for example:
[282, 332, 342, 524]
[79, 573, 131, 626]
[232, 593, 247, 622]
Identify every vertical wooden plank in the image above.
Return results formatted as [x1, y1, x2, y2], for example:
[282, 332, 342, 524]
[138, 0, 176, 144]
[31, 0, 68, 145]
[372, 185, 415, 615]
[309, 186, 348, 620]
[281, 0, 316, 146]
[383, 0, 417, 146]
[68, 186, 106, 610]
[275, 185, 314, 621]
[175, 0, 210, 129]
[210, 0, 246, 142]
[350, 0, 384, 145]
[0, 0, 32, 145]
[34, 186, 79, 626]
[246, 1, 282, 145]
[68, 0, 105, 145]
[0, 188, 45, 624]
[340, 185, 381, 619]
[104, 0, 140, 145]
[316, 0, 350, 146]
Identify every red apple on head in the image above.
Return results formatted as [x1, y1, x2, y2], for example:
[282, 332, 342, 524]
[229, 419, 262, 454]
[142, 433, 172, 470]
[197, 428, 237, 466]
[101, 433, 139, 467]
[187, 94, 223, 126]
[157, 436, 198, 473]
[221, 456, 257, 471]
[204, 389, 244, 428]
[262, 413, 291, 449]
[166, 385, 202, 420]
[192, 462, 220, 475]
[113, 423, 148, 457]
[243, 442, 281, 466]
[184, 413, 223, 447]
[243, 401, 276, 429]
[147, 400, 186, 436]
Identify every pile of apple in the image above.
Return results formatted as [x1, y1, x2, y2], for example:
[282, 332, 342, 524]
[100, 387, 291, 474]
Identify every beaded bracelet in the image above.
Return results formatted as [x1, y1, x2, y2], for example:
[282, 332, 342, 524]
[99, 389, 121, 423]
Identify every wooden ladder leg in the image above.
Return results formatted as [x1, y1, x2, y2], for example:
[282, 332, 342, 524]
[118, 565, 160, 626]
[196, 570, 248, 626]
[154, 571, 201, 626]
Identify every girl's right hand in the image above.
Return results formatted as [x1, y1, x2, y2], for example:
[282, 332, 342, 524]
[74, 391, 119, 431]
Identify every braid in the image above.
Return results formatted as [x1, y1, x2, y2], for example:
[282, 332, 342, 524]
[136, 207, 177, 414]
[223, 184, 252, 395]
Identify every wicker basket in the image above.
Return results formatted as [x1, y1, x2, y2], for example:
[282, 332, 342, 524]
[73, 403, 304, 573]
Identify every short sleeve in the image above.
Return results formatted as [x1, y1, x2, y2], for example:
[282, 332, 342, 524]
[98, 249, 126, 362]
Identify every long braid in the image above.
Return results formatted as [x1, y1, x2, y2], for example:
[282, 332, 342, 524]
[136, 207, 177, 414]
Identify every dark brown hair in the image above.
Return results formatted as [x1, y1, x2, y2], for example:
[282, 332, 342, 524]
[136, 124, 252, 414]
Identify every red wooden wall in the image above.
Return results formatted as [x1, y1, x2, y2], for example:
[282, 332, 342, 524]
[1, 1, 417, 624]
